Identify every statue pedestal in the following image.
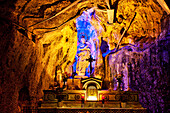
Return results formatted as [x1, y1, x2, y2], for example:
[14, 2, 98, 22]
[74, 75, 88, 79]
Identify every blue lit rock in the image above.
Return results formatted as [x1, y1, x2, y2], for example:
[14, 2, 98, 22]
[0, 0, 169, 113]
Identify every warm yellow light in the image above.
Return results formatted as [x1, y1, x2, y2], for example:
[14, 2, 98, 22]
[157, 0, 170, 14]
[87, 96, 97, 101]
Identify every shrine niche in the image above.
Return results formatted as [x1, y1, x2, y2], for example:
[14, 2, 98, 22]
[73, 9, 103, 78]
[82, 77, 102, 101]
[87, 85, 98, 101]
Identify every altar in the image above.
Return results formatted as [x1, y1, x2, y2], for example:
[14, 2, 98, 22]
[39, 57, 146, 112]
[37, 7, 147, 113]
[39, 89, 147, 113]
[40, 71, 145, 111]
[39, 40, 146, 112]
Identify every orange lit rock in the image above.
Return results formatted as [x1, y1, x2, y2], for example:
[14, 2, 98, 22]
[0, 0, 169, 112]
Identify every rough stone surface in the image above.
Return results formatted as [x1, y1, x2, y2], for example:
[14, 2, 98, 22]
[108, 15, 170, 113]
[0, 0, 169, 113]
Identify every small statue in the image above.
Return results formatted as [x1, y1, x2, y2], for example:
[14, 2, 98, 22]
[62, 72, 68, 88]
[114, 74, 123, 91]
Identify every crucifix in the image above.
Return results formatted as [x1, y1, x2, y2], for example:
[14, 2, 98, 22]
[86, 55, 95, 77]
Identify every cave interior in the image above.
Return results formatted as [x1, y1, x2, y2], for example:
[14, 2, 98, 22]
[0, 0, 169, 113]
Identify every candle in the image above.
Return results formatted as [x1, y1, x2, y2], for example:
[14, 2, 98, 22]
[81, 95, 84, 99]
[102, 95, 105, 100]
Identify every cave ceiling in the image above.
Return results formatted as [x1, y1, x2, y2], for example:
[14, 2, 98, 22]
[9, 0, 169, 73]
[13, 0, 168, 40]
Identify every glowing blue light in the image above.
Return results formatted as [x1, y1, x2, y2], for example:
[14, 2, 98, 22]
[73, 9, 97, 77]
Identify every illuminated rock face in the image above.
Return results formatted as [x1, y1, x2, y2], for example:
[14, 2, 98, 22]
[0, 0, 169, 113]
[74, 9, 103, 77]
[74, 10, 97, 76]
[8, 0, 165, 79]
[108, 16, 170, 112]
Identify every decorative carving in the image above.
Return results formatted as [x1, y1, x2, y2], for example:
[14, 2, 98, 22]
[43, 91, 56, 101]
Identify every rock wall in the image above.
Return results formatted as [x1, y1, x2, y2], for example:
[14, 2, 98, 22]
[0, 1, 78, 113]
[108, 15, 170, 113]
[0, 0, 169, 113]
[132, 17, 169, 113]
[0, 0, 54, 112]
